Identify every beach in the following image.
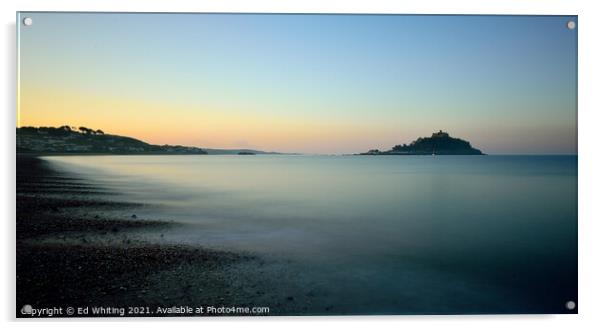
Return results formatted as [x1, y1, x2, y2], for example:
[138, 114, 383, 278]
[16, 155, 302, 317]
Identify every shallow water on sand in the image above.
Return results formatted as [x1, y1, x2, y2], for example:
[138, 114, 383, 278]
[43, 155, 577, 314]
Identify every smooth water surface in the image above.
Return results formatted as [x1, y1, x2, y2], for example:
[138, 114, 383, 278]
[43, 155, 577, 314]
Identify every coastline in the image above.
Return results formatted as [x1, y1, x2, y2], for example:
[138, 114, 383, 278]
[16, 155, 283, 317]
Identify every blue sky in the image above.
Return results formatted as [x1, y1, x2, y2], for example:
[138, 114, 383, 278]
[18, 13, 577, 154]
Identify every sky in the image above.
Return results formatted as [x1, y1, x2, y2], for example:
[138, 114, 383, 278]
[17, 13, 577, 154]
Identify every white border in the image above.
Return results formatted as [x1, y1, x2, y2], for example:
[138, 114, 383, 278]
[3, 1, 601, 329]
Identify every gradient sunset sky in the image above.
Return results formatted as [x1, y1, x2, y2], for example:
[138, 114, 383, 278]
[17, 13, 577, 154]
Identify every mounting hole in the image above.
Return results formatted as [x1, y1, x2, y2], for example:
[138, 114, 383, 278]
[22, 17, 33, 26]
[567, 20, 576, 30]
[565, 300, 576, 310]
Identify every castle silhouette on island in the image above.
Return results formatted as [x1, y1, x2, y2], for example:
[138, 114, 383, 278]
[360, 130, 484, 155]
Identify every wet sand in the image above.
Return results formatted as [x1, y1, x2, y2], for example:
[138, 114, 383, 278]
[16, 155, 306, 317]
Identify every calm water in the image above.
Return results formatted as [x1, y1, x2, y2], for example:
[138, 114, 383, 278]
[43, 155, 577, 314]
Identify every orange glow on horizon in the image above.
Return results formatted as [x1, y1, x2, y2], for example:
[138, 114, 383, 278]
[17, 85, 402, 153]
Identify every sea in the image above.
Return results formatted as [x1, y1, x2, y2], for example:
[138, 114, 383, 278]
[42, 154, 578, 314]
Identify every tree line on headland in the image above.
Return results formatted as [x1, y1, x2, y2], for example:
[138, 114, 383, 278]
[16, 126, 281, 155]
[16, 125, 208, 154]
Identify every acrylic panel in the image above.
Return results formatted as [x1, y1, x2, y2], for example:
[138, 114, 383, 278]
[16, 12, 577, 317]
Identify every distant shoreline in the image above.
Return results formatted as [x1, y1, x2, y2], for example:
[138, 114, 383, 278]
[17, 126, 291, 156]
[17, 152, 577, 157]
[16, 152, 291, 157]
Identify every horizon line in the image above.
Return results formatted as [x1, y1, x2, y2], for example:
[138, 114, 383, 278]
[16, 125, 577, 156]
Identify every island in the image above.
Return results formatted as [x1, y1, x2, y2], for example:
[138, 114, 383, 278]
[360, 131, 484, 155]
